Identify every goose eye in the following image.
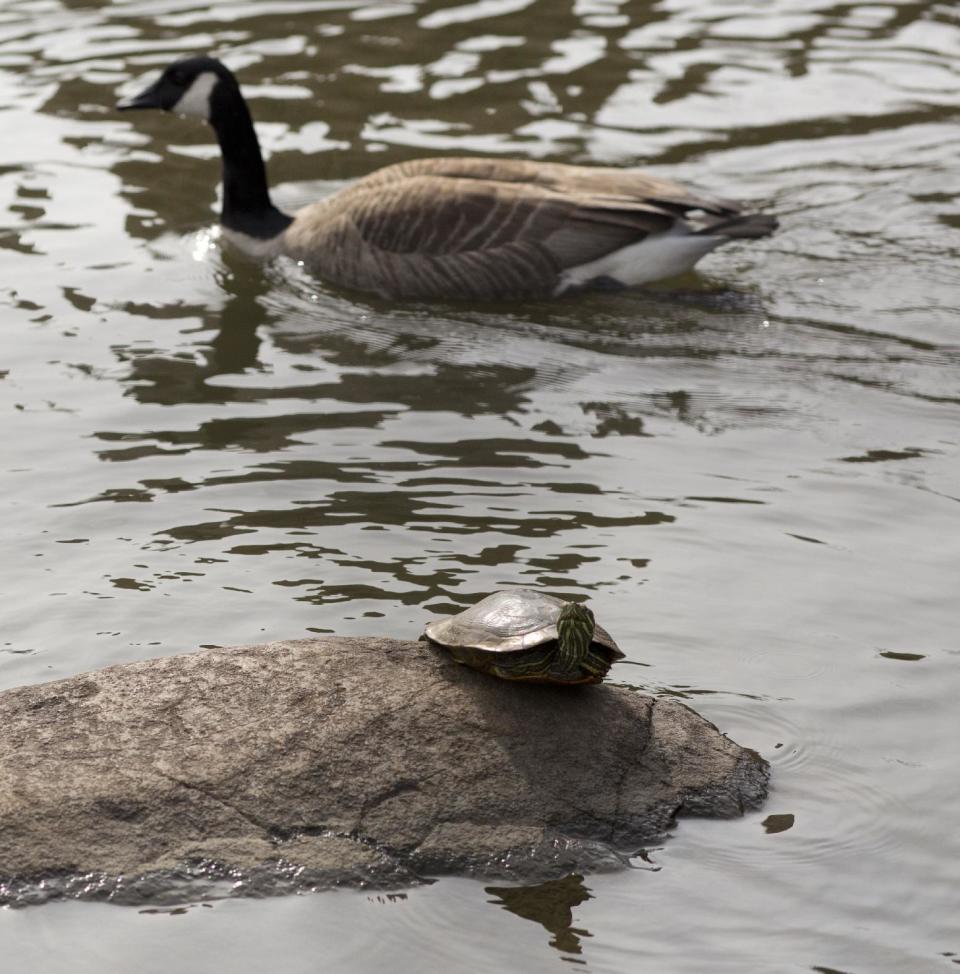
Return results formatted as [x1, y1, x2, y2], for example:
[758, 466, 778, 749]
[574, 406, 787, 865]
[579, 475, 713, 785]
[169, 69, 186, 86]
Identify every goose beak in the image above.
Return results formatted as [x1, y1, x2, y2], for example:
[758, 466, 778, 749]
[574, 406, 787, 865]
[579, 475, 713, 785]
[117, 81, 165, 111]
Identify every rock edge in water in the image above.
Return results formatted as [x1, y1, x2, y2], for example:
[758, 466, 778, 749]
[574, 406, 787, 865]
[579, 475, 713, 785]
[0, 638, 768, 907]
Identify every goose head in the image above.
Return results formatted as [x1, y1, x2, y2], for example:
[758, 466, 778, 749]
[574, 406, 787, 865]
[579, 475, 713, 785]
[117, 57, 291, 241]
[117, 56, 237, 121]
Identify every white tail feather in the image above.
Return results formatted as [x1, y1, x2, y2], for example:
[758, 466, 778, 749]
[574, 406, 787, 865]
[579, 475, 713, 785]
[556, 222, 726, 294]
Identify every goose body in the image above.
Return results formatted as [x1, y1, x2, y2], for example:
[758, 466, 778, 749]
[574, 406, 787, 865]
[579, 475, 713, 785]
[119, 57, 777, 301]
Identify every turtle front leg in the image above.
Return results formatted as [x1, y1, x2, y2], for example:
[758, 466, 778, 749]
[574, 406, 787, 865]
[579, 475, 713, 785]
[580, 648, 609, 678]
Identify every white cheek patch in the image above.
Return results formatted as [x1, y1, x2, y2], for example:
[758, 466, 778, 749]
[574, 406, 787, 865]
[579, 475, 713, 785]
[173, 71, 218, 119]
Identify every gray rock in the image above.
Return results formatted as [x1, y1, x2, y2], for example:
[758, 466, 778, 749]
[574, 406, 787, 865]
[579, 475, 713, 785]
[0, 637, 768, 906]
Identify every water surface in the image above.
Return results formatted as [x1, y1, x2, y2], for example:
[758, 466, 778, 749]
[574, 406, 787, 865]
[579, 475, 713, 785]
[2, 0, 959, 970]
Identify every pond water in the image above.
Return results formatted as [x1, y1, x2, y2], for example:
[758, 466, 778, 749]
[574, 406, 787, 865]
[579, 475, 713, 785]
[2, 0, 959, 970]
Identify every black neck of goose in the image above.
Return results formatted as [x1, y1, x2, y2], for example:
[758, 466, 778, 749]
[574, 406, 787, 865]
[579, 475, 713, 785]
[209, 82, 292, 240]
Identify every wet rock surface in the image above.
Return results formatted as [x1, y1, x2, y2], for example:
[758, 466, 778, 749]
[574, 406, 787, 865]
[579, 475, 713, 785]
[0, 638, 768, 906]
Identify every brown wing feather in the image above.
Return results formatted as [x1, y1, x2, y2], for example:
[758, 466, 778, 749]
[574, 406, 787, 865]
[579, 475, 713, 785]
[355, 157, 740, 215]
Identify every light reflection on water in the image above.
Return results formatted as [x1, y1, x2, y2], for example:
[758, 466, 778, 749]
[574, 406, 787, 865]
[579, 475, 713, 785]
[2, 0, 960, 970]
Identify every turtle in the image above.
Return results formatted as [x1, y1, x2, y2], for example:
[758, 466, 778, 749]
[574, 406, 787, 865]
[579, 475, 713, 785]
[422, 589, 624, 685]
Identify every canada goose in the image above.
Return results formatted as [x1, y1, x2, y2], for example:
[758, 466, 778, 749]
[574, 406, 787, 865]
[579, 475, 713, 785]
[118, 56, 777, 301]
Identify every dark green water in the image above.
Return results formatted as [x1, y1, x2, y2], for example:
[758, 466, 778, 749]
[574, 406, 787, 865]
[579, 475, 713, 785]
[1, 1, 959, 970]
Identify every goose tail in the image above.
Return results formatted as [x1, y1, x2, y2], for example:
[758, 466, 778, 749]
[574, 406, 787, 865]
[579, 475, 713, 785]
[696, 212, 779, 239]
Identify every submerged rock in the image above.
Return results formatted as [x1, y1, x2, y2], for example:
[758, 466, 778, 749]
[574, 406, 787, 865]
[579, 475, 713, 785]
[0, 637, 767, 906]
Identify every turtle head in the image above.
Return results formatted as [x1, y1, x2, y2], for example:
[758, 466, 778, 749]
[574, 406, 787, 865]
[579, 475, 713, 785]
[555, 602, 595, 676]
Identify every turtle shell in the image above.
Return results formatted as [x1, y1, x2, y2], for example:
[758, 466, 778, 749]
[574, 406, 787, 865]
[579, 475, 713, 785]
[423, 589, 623, 683]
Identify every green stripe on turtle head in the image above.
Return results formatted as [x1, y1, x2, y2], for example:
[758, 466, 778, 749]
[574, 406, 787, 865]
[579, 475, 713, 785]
[555, 601, 595, 677]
